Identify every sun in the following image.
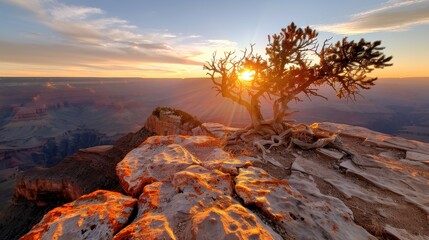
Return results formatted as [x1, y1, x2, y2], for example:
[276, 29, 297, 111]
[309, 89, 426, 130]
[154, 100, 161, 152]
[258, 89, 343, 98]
[239, 69, 255, 82]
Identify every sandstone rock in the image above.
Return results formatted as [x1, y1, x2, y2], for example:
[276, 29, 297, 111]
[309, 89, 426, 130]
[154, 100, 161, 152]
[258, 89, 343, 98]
[311, 122, 383, 139]
[14, 177, 83, 203]
[293, 155, 397, 206]
[384, 224, 428, 240]
[116, 135, 251, 196]
[145, 114, 191, 136]
[406, 151, 429, 162]
[116, 142, 201, 196]
[288, 172, 378, 239]
[20, 190, 137, 240]
[79, 145, 113, 153]
[312, 122, 429, 154]
[340, 159, 429, 214]
[14, 127, 153, 204]
[2, 127, 152, 240]
[115, 165, 281, 239]
[378, 150, 398, 159]
[316, 148, 344, 160]
[144, 107, 201, 136]
[202, 149, 253, 175]
[113, 212, 176, 240]
[200, 122, 242, 139]
[235, 166, 375, 240]
[172, 165, 233, 197]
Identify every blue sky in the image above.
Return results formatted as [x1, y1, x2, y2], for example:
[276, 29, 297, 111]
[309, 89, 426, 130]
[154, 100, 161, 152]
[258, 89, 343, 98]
[0, 0, 428, 77]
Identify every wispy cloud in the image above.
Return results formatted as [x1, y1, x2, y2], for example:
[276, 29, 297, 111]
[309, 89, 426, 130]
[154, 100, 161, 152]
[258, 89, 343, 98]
[317, 0, 429, 34]
[1, 0, 237, 76]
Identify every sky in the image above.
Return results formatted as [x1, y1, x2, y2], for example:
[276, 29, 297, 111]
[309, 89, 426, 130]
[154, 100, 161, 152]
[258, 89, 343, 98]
[0, 0, 428, 78]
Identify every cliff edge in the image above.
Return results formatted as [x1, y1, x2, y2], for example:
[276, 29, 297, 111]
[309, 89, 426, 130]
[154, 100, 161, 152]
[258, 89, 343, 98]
[18, 121, 429, 239]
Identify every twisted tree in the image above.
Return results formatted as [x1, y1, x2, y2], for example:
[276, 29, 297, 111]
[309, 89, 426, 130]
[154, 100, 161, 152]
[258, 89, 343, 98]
[204, 22, 392, 165]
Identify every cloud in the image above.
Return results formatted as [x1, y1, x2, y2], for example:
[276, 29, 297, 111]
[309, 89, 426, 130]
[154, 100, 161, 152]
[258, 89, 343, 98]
[317, 0, 429, 34]
[0, 40, 200, 66]
[1, 0, 237, 75]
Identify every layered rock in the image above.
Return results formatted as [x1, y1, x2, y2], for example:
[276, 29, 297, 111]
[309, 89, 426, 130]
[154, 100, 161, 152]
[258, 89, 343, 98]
[198, 122, 242, 139]
[14, 127, 153, 204]
[20, 190, 137, 240]
[312, 122, 429, 154]
[16, 121, 429, 239]
[14, 177, 83, 204]
[144, 107, 202, 136]
[0, 127, 152, 240]
[11, 106, 47, 121]
[114, 165, 280, 239]
[235, 167, 374, 240]
[116, 135, 249, 197]
[286, 122, 429, 239]
[114, 135, 373, 239]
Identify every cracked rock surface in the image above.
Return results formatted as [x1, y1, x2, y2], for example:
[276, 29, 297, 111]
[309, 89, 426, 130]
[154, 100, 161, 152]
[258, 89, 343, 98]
[21, 123, 429, 239]
[20, 190, 137, 240]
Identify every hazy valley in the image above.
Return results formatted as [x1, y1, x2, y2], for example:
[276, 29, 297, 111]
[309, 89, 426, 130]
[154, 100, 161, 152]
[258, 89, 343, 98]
[1, 77, 428, 172]
[1, 77, 429, 239]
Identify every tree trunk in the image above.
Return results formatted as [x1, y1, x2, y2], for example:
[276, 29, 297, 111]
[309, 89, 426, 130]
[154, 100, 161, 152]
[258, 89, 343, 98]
[249, 98, 264, 130]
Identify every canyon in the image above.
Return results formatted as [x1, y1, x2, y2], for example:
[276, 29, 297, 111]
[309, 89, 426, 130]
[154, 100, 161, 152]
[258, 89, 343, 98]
[3, 112, 429, 239]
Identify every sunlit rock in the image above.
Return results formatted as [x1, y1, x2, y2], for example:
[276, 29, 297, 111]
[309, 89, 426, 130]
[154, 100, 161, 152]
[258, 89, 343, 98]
[292, 154, 398, 206]
[116, 142, 200, 197]
[312, 122, 429, 154]
[235, 166, 375, 240]
[144, 107, 201, 136]
[200, 122, 242, 139]
[115, 165, 281, 239]
[340, 159, 429, 214]
[116, 135, 251, 196]
[20, 190, 137, 240]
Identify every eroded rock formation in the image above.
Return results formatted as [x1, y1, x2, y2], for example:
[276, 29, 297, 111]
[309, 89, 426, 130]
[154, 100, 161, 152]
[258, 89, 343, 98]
[144, 107, 202, 136]
[14, 128, 153, 205]
[23, 133, 395, 239]
[20, 190, 136, 240]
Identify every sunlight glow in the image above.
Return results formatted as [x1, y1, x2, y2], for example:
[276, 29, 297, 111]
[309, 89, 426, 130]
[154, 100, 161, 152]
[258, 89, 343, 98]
[239, 69, 255, 82]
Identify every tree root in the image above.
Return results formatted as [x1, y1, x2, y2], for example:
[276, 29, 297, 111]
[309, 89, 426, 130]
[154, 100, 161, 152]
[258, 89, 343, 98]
[228, 122, 352, 167]
[290, 134, 339, 150]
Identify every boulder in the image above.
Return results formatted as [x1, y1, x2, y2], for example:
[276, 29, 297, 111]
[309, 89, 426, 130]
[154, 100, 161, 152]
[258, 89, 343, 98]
[114, 165, 281, 239]
[20, 190, 137, 240]
[116, 135, 252, 196]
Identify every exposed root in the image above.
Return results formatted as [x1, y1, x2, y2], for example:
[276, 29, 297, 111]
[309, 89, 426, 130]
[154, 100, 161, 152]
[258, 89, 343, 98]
[228, 125, 253, 142]
[253, 140, 284, 168]
[290, 134, 339, 150]
[240, 129, 258, 142]
[228, 122, 353, 165]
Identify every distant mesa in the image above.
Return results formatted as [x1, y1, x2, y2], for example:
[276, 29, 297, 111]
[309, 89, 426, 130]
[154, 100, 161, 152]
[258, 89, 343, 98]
[11, 105, 47, 122]
[145, 106, 202, 136]
[145, 106, 240, 140]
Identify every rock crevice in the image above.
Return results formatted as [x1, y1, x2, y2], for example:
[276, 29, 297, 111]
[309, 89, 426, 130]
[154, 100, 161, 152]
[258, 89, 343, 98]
[18, 122, 429, 240]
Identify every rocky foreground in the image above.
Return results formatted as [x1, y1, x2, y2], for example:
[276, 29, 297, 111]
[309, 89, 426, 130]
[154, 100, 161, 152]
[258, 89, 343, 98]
[16, 122, 429, 240]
